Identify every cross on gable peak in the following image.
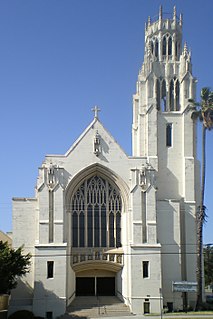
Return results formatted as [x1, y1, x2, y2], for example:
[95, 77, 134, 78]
[92, 105, 101, 119]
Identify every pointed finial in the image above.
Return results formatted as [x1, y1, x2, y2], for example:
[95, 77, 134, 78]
[159, 5, 162, 20]
[148, 16, 151, 26]
[173, 6, 176, 20]
[92, 105, 101, 119]
[184, 42, 188, 56]
[179, 13, 183, 26]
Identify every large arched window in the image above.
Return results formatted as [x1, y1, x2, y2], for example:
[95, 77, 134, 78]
[71, 175, 122, 248]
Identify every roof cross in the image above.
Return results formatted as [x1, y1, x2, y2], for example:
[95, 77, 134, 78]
[92, 105, 101, 119]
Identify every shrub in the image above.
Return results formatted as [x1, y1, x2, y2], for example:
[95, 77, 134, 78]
[8, 310, 34, 319]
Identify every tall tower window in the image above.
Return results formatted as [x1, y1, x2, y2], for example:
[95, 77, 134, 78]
[156, 79, 167, 111]
[162, 36, 167, 56]
[150, 37, 159, 59]
[162, 34, 172, 58]
[161, 80, 167, 111]
[166, 124, 172, 147]
[169, 80, 174, 111]
[168, 37, 172, 56]
[156, 79, 161, 110]
[71, 175, 122, 248]
[175, 80, 180, 111]
[175, 41, 178, 57]
[155, 39, 159, 58]
[142, 261, 149, 278]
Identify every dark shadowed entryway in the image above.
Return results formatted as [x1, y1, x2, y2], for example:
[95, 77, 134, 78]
[76, 277, 115, 296]
[97, 277, 115, 296]
[76, 277, 95, 296]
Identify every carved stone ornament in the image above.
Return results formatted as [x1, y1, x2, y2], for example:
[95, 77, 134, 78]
[46, 162, 61, 189]
[93, 130, 101, 156]
[139, 163, 157, 191]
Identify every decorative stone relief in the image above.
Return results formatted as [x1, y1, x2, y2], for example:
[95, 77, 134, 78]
[139, 163, 157, 191]
[93, 130, 101, 156]
[44, 162, 63, 190]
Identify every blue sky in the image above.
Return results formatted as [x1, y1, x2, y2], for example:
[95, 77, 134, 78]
[0, 0, 212, 244]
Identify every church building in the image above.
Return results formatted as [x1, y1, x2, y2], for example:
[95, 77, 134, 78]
[11, 7, 199, 318]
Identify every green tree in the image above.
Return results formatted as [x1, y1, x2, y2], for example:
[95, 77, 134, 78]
[0, 240, 31, 294]
[204, 244, 213, 287]
[190, 87, 213, 309]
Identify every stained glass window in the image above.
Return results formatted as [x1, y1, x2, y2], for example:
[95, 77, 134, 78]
[71, 175, 122, 248]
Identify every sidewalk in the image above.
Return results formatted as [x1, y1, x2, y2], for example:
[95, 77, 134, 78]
[90, 313, 213, 319]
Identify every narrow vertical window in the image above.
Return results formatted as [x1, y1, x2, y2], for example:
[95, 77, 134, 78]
[168, 37, 172, 56]
[162, 36, 166, 56]
[166, 124, 172, 147]
[155, 39, 159, 58]
[175, 80, 180, 111]
[175, 41, 178, 58]
[47, 261, 54, 279]
[156, 79, 160, 110]
[161, 80, 167, 112]
[169, 80, 174, 111]
[143, 261, 149, 278]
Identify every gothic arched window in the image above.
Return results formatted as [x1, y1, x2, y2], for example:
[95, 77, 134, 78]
[175, 80, 180, 111]
[175, 41, 178, 58]
[162, 36, 167, 56]
[168, 37, 172, 56]
[169, 80, 174, 111]
[155, 39, 159, 58]
[161, 80, 167, 111]
[156, 79, 161, 110]
[71, 175, 122, 248]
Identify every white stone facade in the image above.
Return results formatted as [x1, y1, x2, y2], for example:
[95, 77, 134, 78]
[11, 7, 199, 319]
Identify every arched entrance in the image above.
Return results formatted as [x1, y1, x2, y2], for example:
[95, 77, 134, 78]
[72, 255, 123, 298]
[65, 165, 128, 304]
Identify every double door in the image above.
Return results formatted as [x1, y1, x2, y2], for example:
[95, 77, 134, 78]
[76, 277, 115, 296]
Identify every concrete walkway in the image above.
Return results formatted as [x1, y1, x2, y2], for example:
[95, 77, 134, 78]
[90, 314, 213, 319]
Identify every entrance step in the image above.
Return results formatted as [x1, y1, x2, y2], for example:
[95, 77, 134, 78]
[64, 296, 132, 318]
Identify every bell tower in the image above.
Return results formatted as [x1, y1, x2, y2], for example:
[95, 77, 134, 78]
[132, 6, 198, 309]
[132, 5, 197, 201]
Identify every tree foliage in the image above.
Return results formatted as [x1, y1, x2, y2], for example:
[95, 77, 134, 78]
[190, 87, 213, 310]
[204, 245, 213, 287]
[0, 240, 31, 294]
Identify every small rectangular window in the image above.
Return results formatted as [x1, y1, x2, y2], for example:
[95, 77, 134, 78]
[47, 261, 54, 279]
[143, 261, 149, 278]
[166, 123, 172, 147]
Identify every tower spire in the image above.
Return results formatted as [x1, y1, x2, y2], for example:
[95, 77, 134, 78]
[173, 6, 176, 22]
[159, 5, 162, 20]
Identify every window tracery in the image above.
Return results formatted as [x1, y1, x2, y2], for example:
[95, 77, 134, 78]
[162, 34, 172, 59]
[156, 79, 167, 111]
[71, 175, 122, 248]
